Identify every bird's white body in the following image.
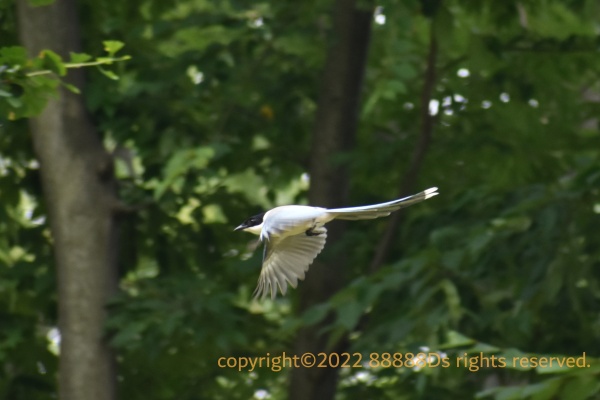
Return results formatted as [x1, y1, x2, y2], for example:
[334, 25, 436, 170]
[236, 187, 439, 299]
[258, 206, 329, 239]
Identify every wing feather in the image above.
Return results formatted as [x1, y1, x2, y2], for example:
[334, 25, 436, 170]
[254, 230, 328, 299]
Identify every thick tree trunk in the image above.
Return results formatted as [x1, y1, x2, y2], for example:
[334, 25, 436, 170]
[289, 1, 373, 399]
[17, 1, 118, 399]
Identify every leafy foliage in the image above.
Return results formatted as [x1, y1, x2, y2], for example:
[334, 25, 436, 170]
[0, 41, 129, 119]
[1, 0, 600, 399]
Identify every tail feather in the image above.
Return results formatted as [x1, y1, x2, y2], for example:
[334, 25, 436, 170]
[327, 187, 438, 221]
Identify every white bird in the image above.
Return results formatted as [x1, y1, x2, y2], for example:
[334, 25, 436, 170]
[235, 187, 438, 299]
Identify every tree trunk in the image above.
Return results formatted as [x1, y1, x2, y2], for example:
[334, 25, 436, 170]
[289, 0, 373, 399]
[16, 1, 119, 399]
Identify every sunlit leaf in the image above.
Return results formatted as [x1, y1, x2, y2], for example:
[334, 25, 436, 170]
[69, 52, 92, 63]
[103, 40, 125, 56]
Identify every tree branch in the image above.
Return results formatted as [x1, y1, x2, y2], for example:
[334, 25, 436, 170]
[368, 24, 438, 273]
[25, 56, 131, 77]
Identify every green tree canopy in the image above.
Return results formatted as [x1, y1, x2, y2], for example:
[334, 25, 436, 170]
[1, 0, 599, 399]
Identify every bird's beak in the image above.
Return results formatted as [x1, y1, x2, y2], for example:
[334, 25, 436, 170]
[234, 224, 246, 232]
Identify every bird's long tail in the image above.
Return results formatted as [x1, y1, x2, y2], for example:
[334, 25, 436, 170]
[327, 187, 438, 220]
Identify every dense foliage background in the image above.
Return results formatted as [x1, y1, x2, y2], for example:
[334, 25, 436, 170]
[1, 0, 599, 399]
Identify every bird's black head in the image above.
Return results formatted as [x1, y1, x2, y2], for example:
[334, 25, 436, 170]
[234, 212, 266, 232]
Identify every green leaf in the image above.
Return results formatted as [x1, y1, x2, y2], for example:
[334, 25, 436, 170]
[477, 386, 526, 400]
[103, 40, 125, 56]
[439, 279, 462, 322]
[69, 52, 92, 63]
[499, 387, 524, 400]
[0, 46, 28, 65]
[109, 322, 146, 349]
[154, 147, 217, 199]
[520, 379, 562, 400]
[440, 330, 475, 349]
[336, 301, 363, 331]
[6, 96, 22, 108]
[97, 66, 119, 80]
[302, 303, 330, 326]
[467, 342, 500, 354]
[61, 82, 81, 94]
[559, 376, 600, 400]
[41, 50, 66, 76]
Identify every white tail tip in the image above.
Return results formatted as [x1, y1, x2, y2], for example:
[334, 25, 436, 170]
[424, 187, 439, 199]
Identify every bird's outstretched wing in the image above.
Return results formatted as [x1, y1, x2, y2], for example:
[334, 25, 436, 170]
[326, 187, 438, 220]
[254, 230, 327, 299]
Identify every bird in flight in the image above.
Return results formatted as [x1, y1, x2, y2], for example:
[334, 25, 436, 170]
[235, 187, 438, 299]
